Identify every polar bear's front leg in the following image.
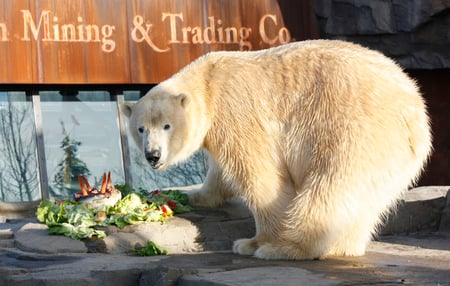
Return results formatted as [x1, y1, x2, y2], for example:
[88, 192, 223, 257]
[187, 157, 234, 207]
[232, 174, 295, 257]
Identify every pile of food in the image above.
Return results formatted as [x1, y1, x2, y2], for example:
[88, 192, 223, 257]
[74, 172, 122, 208]
[36, 173, 192, 240]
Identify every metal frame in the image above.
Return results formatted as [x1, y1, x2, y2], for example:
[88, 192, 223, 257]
[115, 92, 133, 187]
[31, 92, 49, 200]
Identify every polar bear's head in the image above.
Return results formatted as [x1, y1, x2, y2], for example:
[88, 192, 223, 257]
[122, 89, 190, 171]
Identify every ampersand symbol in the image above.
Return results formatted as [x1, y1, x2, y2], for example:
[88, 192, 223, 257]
[131, 15, 169, 52]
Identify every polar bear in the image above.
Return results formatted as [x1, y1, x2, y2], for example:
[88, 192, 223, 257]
[122, 40, 432, 260]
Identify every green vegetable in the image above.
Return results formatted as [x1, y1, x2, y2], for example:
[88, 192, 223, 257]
[146, 189, 193, 214]
[132, 241, 168, 256]
[47, 223, 106, 239]
[36, 187, 192, 241]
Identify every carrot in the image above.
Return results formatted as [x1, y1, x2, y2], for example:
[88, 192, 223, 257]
[100, 173, 107, 194]
[78, 175, 88, 196]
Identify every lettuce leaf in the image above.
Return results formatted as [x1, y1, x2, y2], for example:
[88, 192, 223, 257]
[132, 240, 168, 256]
[48, 223, 106, 239]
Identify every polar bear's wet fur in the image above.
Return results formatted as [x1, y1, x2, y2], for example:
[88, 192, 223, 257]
[123, 40, 432, 260]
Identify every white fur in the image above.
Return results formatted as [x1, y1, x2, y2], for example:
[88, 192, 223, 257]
[123, 40, 432, 260]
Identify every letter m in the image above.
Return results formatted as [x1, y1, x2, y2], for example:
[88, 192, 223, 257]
[21, 10, 51, 40]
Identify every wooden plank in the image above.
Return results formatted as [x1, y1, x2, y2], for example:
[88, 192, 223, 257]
[83, 0, 131, 83]
[0, 0, 36, 83]
[31, 0, 88, 83]
[30, 0, 130, 83]
[127, 0, 179, 83]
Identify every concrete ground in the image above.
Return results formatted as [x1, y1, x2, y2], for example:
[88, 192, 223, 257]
[0, 186, 449, 285]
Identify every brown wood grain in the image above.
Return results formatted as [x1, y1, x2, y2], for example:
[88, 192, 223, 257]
[0, 0, 36, 83]
[0, 0, 317, 84]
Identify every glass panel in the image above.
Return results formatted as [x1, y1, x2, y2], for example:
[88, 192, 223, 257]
[124, 91, 206, 191]
[40, 91, 124, 199]
[0, 92, 41, 202]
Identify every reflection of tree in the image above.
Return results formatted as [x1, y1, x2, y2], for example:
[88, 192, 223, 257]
[0, 102, 39, 202]
[53, 121, 90, 191]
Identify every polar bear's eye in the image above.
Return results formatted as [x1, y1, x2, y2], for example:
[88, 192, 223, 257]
[163, 124, 171, 131]
[138, 127, 145, 134]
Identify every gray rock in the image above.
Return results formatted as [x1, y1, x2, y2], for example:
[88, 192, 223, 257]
[0, 201, 40, 220]
[315, 0, 450, 69]
[178, 267, 340, 286]
[99, 218, 201, 255]
[0, 227, 14, 239]
[382, 186, 449, 235]
[392, 0, 434, 32]
[139, 267, 198, 286]
[439, 187, 450, 232]
[315, 0, 332, 18]
[324, 0, 395, 35]
[0, 239, 14, 248]
[14, 222, 87, 254]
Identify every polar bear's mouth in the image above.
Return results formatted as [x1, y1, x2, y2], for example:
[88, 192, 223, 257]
[150, 161, 163, 170]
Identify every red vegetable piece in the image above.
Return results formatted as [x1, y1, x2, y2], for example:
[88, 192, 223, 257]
[167, 200, 177, 210]
[100, 173, 107, 194]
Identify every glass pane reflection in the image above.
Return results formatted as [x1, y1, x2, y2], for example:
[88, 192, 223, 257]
[0, 92, 40, 202]
[40, 91, 124, 199]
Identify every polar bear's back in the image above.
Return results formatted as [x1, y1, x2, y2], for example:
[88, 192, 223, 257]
[198, 40, 430, 159]
[195, 40, 431, 211]
[193, 40, 422, 121]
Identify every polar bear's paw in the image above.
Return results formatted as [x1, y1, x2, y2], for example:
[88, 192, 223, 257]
[186, 188, 224, 208]
[232, 238, 258, 255]
[254, 243, 320, 260]
[254, 243, 291, 260]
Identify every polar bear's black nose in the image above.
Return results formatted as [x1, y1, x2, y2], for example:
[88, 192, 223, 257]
[145, 149, 161, 166]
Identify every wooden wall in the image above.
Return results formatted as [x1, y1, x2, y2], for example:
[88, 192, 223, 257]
[0, 0, 317, 84]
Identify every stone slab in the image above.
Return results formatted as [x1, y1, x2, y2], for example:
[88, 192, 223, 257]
[98, 217, 201, 254]
[0, 201, 40, 221]
[439, 186, 450, 232]
[0, 228, 14, 239]
[1, 236, 450, 286]
[178, 266, 340, 286]
[382, 186, 449, 235]
[14, 223, 87, 254]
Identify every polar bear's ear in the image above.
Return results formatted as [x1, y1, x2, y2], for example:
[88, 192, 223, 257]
[121, 102, 135, 118]
[176, 93, 190, 108]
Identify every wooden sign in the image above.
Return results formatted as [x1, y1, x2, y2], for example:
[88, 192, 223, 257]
[0, 0, 314, 84]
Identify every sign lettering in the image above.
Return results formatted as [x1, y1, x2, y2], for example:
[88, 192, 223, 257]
[21, 10, 116, 53]
[0, 0, 295, 84]
[0, 22, 8, 41]
[1, 9, 291, 54]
